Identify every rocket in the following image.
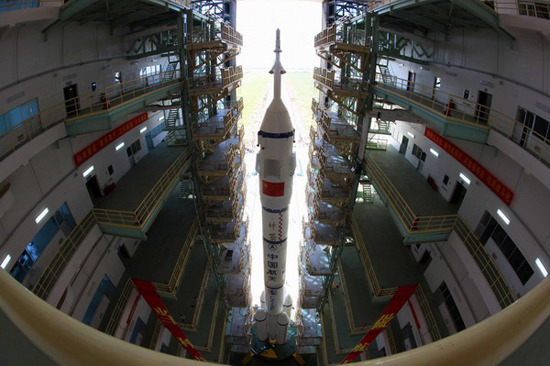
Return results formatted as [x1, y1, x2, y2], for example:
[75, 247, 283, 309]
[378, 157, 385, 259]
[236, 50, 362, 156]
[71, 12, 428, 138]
[254, 29, 296, 344]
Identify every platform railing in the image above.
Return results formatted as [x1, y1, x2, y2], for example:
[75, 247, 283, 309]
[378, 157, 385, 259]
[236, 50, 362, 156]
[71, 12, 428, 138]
[153, 218, 198, 295]
[0, 69, 182, 162]
[362, 156, 516, 307]
[351, 216, 398, 300]
[93, 149, 191, 228]
[32, 211, 96, 300]
[104, 278, 134, 336]
[374, 72, 550, 166]
[415, 285, 442, 341]
[454, 217, 516, 307]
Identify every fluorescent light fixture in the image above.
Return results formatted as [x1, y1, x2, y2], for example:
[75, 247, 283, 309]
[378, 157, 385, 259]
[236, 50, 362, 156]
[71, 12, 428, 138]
[429, 148, 439, 157]
[83, 166, 95, 177]
[115, 142, 125, 151]
[1, 255, 11, 269]
[407, 132, 415, 138]
[497, 209, 510, 225]
[159, 117, 165, 121]
[459, 172, 471, 185]
[140, 127, 147, 133]
[35, 208, 49, 224]
[536, 258, 548, 277]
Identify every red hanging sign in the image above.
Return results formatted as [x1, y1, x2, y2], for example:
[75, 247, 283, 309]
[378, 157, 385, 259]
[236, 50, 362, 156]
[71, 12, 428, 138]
[73, 112, 148, 167]
[424, 127, 514, 205]
[341, 284, 418, 364]
[131, 278, 205, 361]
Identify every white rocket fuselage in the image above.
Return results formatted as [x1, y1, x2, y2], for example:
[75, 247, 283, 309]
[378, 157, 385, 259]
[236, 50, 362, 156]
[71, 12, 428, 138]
[255, 29, 295, 343]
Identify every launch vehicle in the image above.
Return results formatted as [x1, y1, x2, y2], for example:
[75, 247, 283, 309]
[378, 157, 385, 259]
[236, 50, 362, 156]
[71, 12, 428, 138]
[253, 29, 296, 347]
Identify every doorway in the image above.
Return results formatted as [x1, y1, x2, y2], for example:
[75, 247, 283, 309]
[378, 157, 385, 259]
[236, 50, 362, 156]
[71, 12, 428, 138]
[475, 90, 492, 124]
[450, 181, 467, 206]
[407, 71, 416, 93]
[399, 135, 409, 154]
[85, 175, 102, 203]
[63, 84, 80, 117]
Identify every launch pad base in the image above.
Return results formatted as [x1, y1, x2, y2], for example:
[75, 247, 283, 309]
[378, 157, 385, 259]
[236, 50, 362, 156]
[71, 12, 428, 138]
[250, 323, 298, 361]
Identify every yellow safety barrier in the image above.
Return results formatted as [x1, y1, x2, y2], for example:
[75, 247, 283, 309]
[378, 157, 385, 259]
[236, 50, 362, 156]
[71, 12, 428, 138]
[93, 150, 191, 228]
[374, 73, 550, 165]
[104, 278, 135, 336]
[33, 211, 97, 300]
[0, 69, 181, 162]
[362, 157, 516, 308]
[153, 218, 199, 295]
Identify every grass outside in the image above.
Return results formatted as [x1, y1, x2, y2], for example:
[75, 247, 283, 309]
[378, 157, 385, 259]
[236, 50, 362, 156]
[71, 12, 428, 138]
[238, 70, 318, 144]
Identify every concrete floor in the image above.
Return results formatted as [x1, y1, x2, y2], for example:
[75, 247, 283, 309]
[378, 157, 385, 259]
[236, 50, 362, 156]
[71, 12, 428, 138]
[95, 142, 186, 210]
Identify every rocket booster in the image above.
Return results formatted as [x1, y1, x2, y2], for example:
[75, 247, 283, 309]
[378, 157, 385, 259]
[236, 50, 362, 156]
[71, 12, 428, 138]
[254, 29, 295, 344]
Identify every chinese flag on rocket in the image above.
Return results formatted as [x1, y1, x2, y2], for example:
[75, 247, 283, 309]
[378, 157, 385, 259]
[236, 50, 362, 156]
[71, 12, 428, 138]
[341, 284, 418, 364]
[262, 180, 285, 197]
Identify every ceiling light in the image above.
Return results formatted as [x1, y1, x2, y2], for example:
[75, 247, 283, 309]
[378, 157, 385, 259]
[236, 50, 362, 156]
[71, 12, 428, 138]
[459, 172, 471, 185]
[429, 148, 439, 157]
[116, 142, 125, 151]
[83, 166, 95, 177]
[536, 258, 548, 277]
[35, 208, 49, 224]
[1, 254, 11, 269]
[407, 132, 414, 138]
[497, 209, 510, 225]
[140, 127, 147, 133]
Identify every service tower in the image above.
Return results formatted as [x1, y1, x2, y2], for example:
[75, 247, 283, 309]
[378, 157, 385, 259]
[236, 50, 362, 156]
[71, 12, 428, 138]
[252, 29, 297, 355]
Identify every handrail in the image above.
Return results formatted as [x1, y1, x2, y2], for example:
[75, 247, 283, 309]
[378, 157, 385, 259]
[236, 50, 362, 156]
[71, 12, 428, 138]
[0, 69, 181, 162]
[0, 0, 63, 13]
[362, 156, 516, 307]
[351, 216, 398, 300]
[104, 278, 134, 336]
[153, 218, 198, 294]
[374, 72, 550, 166]
[454, 217, 516, 307]
[33, 211, 97, 300]
[2, 266, 550, 365]
[414, 285, 442, 341]
[93, 149, 191, 228]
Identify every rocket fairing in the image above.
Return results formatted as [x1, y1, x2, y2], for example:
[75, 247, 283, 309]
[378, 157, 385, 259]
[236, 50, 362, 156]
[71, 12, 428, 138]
[254, 29, 295, 344]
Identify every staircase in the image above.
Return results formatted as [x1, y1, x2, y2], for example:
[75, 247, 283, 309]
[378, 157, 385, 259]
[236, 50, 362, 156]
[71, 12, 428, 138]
[164, 108, 180, 129]
[179, 179, 194, 199]
[363, 184, 374, 203]
[377, 56, 395, 86]
[163, 57, 180, 82]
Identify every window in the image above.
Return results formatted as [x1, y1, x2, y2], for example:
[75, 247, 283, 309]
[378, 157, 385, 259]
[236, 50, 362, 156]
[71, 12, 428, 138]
[439, 282, 465, 332]
[0, 98, 39, 135]
[476, 211, 534, 284]
[10, 203, 76, 283]
[518, 1, 550, 19]
[412, 144, 426, 161]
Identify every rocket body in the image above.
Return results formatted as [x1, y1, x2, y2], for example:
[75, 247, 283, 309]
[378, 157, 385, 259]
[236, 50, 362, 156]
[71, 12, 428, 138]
[254, 29, 295, 343]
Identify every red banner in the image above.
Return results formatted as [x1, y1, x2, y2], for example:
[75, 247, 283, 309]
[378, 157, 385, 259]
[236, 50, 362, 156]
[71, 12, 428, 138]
[131, 278, 205, 361]
[342, 284, 418, 364]
[73, 112, 148, 167]
[424, 127, 514, 205]
[262, 180, 285, 197]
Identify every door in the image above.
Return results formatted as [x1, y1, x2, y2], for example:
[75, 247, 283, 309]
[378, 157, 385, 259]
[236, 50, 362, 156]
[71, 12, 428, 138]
[475, 91, 492, 124]
[127, 146, 136, 168]
[85, 175, 102, 202]
[450, 181, 467, 206]
[399, 135, 409, 154]
[63, 84, 80, 117]
[407, 71, 416, 93]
